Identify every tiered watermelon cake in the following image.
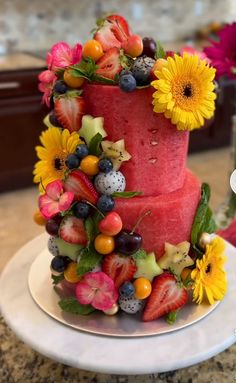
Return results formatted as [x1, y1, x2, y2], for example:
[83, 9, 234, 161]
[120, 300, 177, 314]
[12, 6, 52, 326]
[34, 15, 227, 322]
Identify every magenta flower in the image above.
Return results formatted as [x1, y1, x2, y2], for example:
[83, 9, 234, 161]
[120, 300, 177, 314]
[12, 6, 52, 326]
[204, 23, 236, 80]
[75, 272, 118, 311]
[180, 46, 210, 63]
[46, 41, 83, 72]
[39, 179, 74, 219]
[38, 69, 57, 107]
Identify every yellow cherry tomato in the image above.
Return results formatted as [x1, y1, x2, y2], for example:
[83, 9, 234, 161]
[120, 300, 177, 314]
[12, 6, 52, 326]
[181, 267, 192, 282]
[94, 234, 115, 255]
[64, 262, 81, 283]
[83, 39, 104, 62]
[64, 69, 85, 88]
[80, 155, 99, 176]
[133, 277, 152, 300]
[33, 210, 47, 226]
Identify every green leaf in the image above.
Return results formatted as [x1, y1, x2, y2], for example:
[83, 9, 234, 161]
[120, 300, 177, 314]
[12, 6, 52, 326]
[92, 211, 103, 236]
[191, 183, 216, 246]
[132, 248, 147, 260]
[84, 217, 96, 247]
[58, 297, 95, 315]
[112, 191, 142, 198]
[166, 311, 178, 325]
[77, 247, 103, 277]
[155, 41, 166, 59]
[88, 133, 103, 156]
[92, 74, 117, 85]
[192, 244, 204, 258]
[51, 274, 64, 285]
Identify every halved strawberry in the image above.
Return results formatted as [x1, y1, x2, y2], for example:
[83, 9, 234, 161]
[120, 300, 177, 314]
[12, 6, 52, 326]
[102, 253, 136, 288]
[96, 47, 122, 80]
[55, 96, 86, 132]
[94, 15, 130, 51]
[59, 216, 87, 245]
[64, 170, 98, 204]
[142, 272, 188, 322]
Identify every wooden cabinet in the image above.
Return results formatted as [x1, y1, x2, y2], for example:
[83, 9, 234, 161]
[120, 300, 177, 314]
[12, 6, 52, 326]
[0, 68, 47, 192]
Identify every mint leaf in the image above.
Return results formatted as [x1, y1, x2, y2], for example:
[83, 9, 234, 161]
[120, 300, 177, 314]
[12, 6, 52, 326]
[92, 211, 103, 236]
[77, 247, 103, 276]
[85, 217, 96, 247]
[132, 248, 147, 260]
[155, 41, 166, 59]
[112, 191, 142, 198]
[166, 311, 178, 325]
[51, 274, 64, 285]
[58, 297, 95, 315]
[88, 133, 103, 156]
[93, 74, 117, 85]
[191, 183, 216, 246]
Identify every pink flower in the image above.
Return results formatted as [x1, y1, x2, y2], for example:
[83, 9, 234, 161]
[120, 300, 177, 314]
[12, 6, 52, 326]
[204, 22, 236, 80]
[75, 272, 118, 311]
[180, 46, 210, 63]
[39, 180, 74, 219]
[46, 41, 83, 72]
[38, 69, 57, 107]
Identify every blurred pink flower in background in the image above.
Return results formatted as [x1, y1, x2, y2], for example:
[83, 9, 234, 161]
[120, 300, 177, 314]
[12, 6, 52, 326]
[204, 22, 236, 80]
[180, 45, 210, 63]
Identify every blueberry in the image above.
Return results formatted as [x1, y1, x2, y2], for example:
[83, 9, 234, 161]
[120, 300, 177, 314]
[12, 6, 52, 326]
[119, 282, 135, 298]
[119, 74, 136, 92]
[65, 154, 80, 169]
[97, 194, 115, 213]
[49, 110, 61, 127]
[74, 202, 91, 219]
[54, 81, 68, 94]
[98, 158, 113, 173]
[131, 56, 155, 86]
[76, 144, 89, 159]
[120, 69, 132, 77]
[51, 256, 68, 273]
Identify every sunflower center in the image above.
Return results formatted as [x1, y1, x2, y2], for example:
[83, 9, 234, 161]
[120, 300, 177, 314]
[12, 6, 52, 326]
[183, 84, 193, 98]
[205, 263, 212, 274]
[54, 157, 64, 171]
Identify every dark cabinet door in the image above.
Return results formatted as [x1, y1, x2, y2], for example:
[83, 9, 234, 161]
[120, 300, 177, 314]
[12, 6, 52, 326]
[0, 94, 46, 192]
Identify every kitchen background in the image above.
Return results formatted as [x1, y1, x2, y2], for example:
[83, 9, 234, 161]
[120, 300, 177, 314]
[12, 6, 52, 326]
[0, 0, 236, 51]
[1, 1, 236, 382]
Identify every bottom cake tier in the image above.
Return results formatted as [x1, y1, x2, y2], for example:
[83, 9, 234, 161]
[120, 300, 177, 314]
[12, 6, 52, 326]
[115, 170, 201, 258]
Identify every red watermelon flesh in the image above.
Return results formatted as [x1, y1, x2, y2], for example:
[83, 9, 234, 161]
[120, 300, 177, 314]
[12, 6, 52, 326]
[114, 170, 201, 258]
[84, 84, 189, 196]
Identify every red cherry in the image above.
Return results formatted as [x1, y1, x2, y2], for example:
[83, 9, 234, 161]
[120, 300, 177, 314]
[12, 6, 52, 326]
[98, 212, 123, 236]
[122, 35, 143, 58]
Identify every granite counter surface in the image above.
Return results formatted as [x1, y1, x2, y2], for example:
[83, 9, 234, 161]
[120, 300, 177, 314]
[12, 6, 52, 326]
[0, 148, 235, 382]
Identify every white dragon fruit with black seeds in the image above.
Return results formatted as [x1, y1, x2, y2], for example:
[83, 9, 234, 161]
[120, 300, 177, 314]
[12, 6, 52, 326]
[47, 236, 60, 256]
[119, 294, 145, 314]
[94, 170, 126, 195]
[132, 56, 155, 85]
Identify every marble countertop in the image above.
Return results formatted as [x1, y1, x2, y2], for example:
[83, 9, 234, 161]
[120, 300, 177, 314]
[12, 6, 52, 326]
[0, 52, 45, 71]
[0, 148, 235, 382]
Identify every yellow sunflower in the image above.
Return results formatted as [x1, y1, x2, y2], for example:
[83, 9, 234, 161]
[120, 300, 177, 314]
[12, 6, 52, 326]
[33, 127, 82, 191]
[191, 237, 227, 305]
[151, 53, 216, 131]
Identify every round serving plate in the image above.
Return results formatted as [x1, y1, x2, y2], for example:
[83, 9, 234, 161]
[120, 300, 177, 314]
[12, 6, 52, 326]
[0, 233, 235, 374]
[28, 248, 220, 338]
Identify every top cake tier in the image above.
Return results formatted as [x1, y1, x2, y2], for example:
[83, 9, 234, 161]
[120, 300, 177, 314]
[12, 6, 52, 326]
[84, 84, 189, 196]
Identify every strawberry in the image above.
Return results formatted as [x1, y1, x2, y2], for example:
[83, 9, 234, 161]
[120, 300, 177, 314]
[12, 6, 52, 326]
[102, 253, 136, 288]
[94, 15, 130, 52]
[59, 216, 87, 245]
[96, 47, 122, 80]
[54, 95, 86, 132]
[64, 170, 99, 205]
[142, 272, 188, 322]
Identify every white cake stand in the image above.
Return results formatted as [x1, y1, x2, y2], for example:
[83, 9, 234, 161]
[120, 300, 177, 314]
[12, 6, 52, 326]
[0, 233, 236, 375]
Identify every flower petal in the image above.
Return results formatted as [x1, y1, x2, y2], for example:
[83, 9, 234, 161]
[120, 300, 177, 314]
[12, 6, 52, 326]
[58, 191, 74, 211]
[39, 194, 60, 218]
[76, 282, 95, 305]
[46, 179, 64, 200]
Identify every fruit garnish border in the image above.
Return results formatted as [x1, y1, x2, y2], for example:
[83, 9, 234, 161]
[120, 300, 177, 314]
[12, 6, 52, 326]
[34, 14, 226, 324]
